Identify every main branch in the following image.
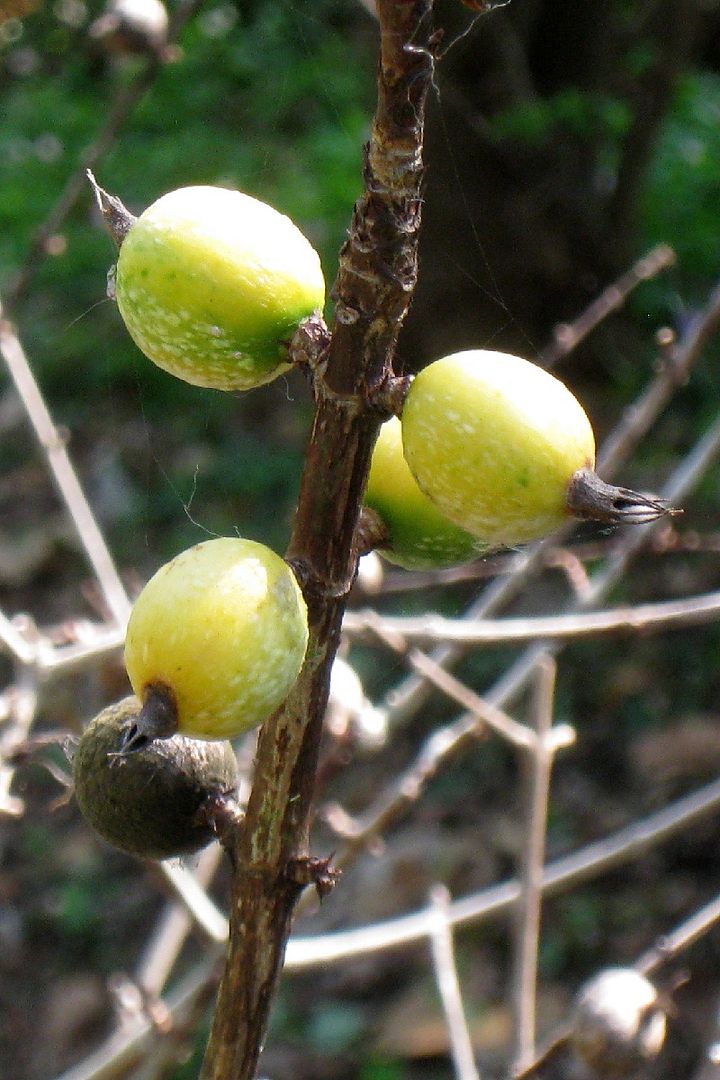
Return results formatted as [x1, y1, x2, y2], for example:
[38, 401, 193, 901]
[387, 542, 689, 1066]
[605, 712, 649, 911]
[201, 3, 435, 1077]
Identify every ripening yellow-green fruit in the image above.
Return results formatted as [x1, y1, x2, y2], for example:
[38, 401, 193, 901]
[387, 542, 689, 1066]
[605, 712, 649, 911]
[124, 537, 309, 741]
[364, 416, 484, 570]
[401, 349, 596, 548]
[114, 185, 325, 390]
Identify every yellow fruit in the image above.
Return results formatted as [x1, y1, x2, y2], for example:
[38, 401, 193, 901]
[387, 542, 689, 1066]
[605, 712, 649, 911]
[73, 697, 238, 860]
[115, 185, 325, 390]
[124, 537, 308, 740]
[401, 349, 596, 547]
[364, 416, 484, 569]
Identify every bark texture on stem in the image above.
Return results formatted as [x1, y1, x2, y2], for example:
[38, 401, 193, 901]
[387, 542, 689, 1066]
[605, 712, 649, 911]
[201, 4, 435, 1078]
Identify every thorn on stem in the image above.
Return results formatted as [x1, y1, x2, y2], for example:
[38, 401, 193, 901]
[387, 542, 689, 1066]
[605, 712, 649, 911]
[285, 855, 341, 900]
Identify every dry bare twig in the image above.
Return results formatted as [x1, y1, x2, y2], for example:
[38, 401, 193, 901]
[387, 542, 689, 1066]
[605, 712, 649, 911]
[511, 658, 558, 1075]
[429, 884, 482, 1080]
[0, 305, 131, 627]
[157, 859, 228, 945]
[296, 774, 720, 970]
[344, 587, 720, 646]
[52, 772, 720, 1080]
[0, 667, 38, 817]
[637, 891, 720, 979]
[139, 846, 226, 999]
[537, 243, 676, 368]
[516, 890, 720, 1079]
[359, 525, 720, 597]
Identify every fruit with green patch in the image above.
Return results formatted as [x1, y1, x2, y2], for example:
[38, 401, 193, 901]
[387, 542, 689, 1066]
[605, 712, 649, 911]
[95, 179, 325, 390]
[400, 349, 670, 549]
[364, 416, 483, 569]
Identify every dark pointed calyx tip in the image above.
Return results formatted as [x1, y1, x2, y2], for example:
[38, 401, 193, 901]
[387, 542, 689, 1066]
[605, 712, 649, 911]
[566, 467, 681, 527]
[118, 683, 179, 754]
[86, 169, 137, 250]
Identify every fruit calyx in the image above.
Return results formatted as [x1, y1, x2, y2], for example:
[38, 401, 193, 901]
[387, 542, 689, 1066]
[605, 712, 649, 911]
[87, 170, 136, 249]
[566, 467, 679, 527]
[373, 374, 414, 418]
[120, 682, 178, 753]
[289, 312, 332, 374]
[354, 506, 391, 558]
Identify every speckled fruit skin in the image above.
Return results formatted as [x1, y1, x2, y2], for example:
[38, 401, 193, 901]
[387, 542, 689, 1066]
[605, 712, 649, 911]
[73, 697, 238, 859]
[115, 186, 325, 390]
[124, 537, 309, 740]
[401, 349, 596, 548]
[365, 416, 484, 570]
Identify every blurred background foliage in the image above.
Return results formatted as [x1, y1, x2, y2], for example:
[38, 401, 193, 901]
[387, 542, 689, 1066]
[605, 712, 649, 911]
[3, 1, 720, 1078]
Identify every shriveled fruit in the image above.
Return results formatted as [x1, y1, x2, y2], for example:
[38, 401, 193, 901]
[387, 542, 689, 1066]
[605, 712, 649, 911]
[364, 416, 483, 569]
[113, 185, 325, 390]
[124, 537, 308, 742]
[571, 968, 667, 1076]
[401, 349, 669, 549]
[73, 697, 238, 859]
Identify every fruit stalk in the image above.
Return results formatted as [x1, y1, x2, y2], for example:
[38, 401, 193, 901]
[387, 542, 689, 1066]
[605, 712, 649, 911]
[200, 3, 436, 1078]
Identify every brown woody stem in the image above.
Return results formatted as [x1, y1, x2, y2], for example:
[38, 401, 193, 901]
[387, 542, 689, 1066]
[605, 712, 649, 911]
[200, 4, 436, 1078]
[566, 467, 679, 526]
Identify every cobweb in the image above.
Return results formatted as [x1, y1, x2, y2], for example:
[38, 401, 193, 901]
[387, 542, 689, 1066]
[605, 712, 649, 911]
[3, 5, 720, 1080]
